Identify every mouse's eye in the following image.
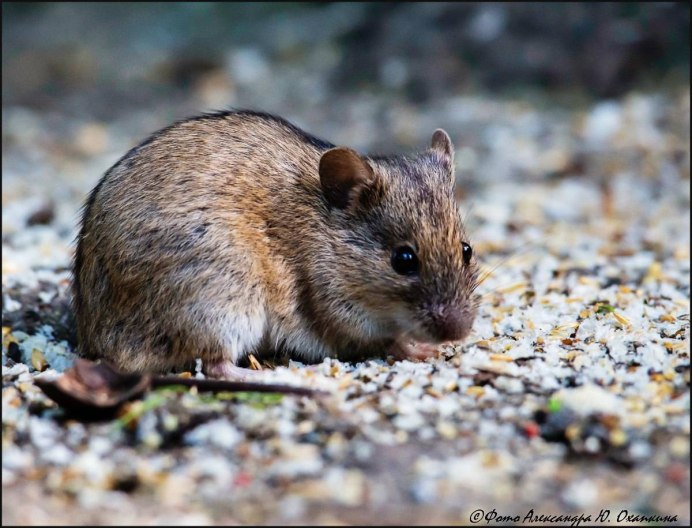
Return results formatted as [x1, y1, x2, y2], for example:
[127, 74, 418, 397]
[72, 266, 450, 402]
[462, 242, 473, 265]
[391, 245, 419, 276]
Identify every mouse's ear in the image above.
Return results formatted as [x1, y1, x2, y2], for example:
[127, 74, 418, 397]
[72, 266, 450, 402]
[430, 129, 454, 163]
[319, 147, 378, 210]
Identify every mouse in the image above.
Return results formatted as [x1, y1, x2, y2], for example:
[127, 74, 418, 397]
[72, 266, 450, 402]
[72, 110, 479, 379]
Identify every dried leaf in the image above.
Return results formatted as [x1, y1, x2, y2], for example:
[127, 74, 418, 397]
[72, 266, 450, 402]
[34, 359, 152, 415]
[31, 349, 49, 371]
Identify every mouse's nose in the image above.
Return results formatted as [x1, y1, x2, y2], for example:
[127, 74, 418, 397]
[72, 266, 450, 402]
[430, 305, 473, 342]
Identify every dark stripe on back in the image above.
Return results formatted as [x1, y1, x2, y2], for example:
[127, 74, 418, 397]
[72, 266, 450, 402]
[198, 109, 335, 151]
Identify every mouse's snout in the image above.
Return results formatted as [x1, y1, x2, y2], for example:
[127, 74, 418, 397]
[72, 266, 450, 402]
[425, 303, 475, 343]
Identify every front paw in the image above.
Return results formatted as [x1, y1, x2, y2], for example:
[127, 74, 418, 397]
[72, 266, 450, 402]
[387, 341, 441, 361]
[205, 360, 264, 381]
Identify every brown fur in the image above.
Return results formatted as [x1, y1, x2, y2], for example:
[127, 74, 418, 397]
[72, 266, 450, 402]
[73, 110, 479, 375]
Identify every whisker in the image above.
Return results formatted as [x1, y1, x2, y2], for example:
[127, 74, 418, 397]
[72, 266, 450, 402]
[479, 282, 530, 299]
[476, 254, 516, 286]
[475, 240, 541, 285]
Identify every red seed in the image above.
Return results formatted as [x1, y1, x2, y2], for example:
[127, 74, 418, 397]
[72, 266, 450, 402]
[664, 463, 686, 485]
[523, 422, 540, 438]
[234, 472, 253, 487]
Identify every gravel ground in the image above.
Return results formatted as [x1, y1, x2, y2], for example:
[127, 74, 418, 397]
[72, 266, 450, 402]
[2, 86, 690, 525]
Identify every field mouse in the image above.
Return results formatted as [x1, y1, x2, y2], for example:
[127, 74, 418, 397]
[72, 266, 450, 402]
[73, 110, 479, 378]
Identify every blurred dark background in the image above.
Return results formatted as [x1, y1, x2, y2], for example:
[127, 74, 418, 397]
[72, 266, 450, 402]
[3, 2, 689, 116]
[1, 1, 690, 196]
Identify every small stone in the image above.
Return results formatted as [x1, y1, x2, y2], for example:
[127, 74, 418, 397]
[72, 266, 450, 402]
[2, 445, 33, 471]
[40, 444, 73, 466]
[268, 443, 323, 478]
[28, 417, 59, 450]
[3, 296, 21, 312]
[26, 202, 55, 226]
[584, 436, 600, 453]
[608, 429, 628, 447]
[554, 384, 622, 417]
[183, 419, 241, 450]
[393, 412, 426, 431]
[670, 436, 689, 457]
[2, 469, 17, 486]
[562, 479, 598, 508]
[629, 441, 652, 460]
[326, 468, 365, 506]
[436, 421, 458, 440]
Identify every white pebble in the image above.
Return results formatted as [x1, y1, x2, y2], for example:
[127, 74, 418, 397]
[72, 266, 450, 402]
[183, 419, 241, 450]
[562, 479, 598, 508]
[555, 384, 622, 417]
[28, 416, 60, 450]
[40, 444, 73, 466]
